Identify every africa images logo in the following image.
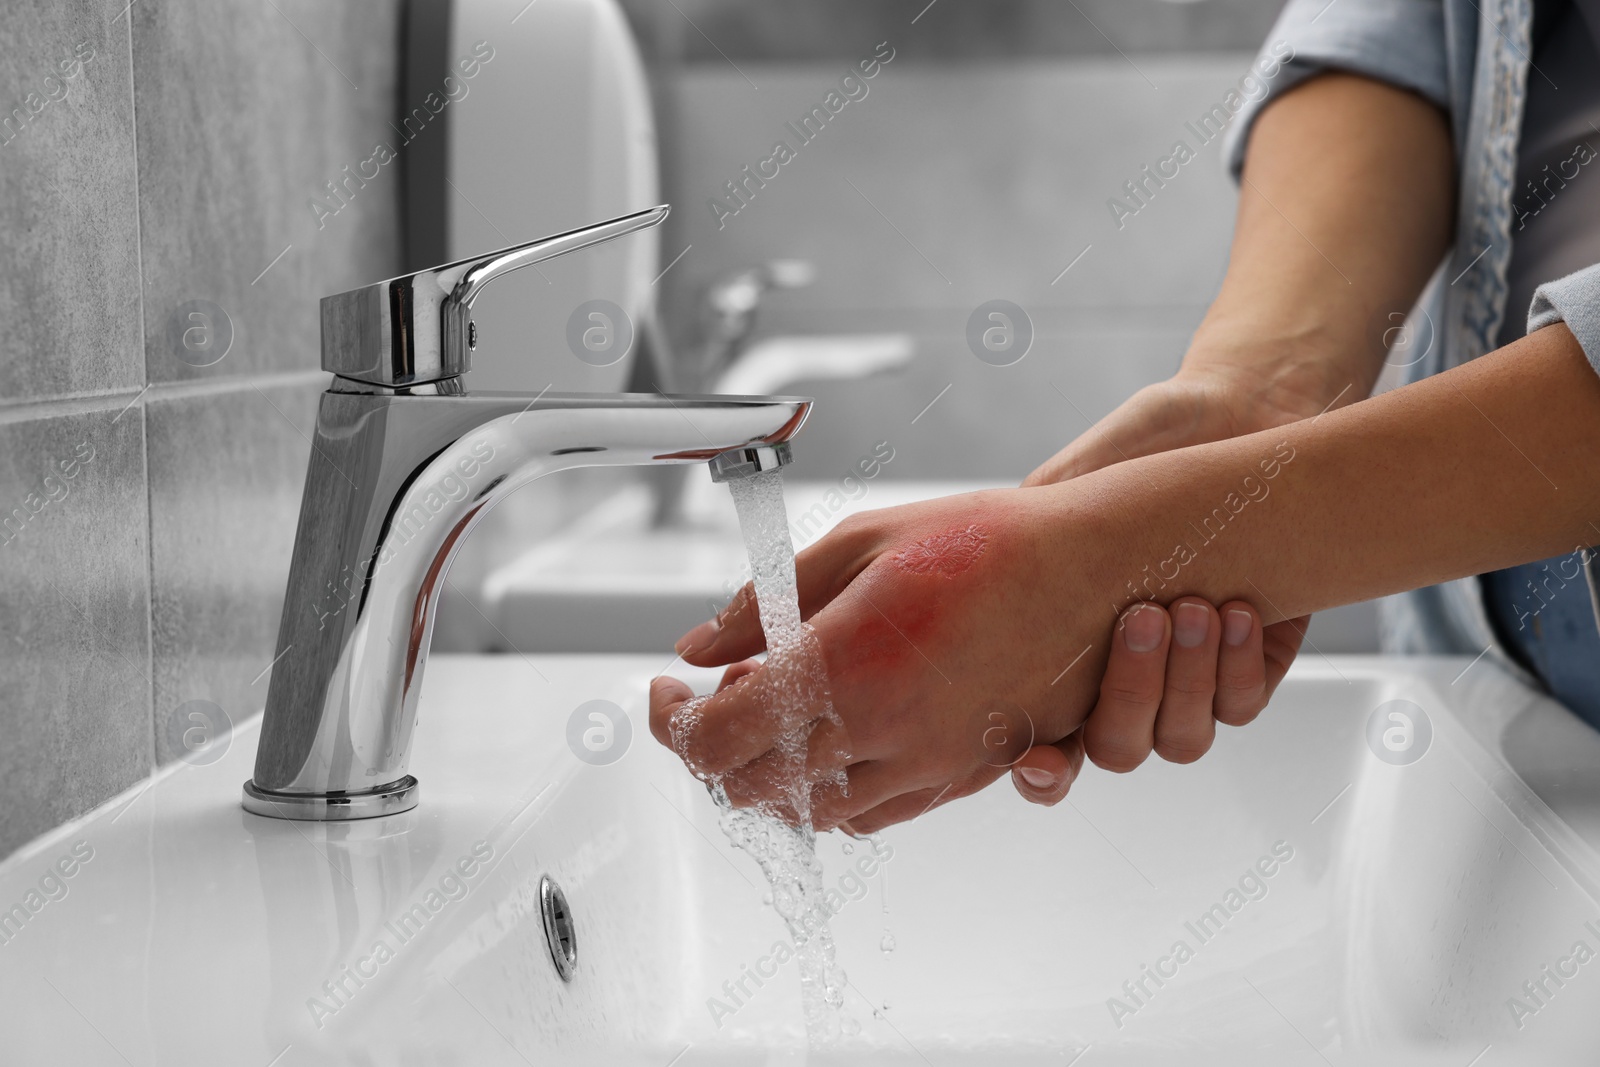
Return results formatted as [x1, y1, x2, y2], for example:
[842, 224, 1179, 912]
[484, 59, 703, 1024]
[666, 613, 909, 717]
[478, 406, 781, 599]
[566, 699, 632, 766]
[1365, 699, 1432, 766]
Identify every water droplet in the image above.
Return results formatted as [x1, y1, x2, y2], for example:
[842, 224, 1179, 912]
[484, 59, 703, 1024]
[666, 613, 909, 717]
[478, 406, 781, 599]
[842, 841, 855, 855]
[880, 931, 896, 954]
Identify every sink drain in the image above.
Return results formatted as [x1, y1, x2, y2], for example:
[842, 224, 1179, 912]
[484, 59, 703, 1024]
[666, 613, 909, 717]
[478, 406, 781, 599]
[540, 875, 577, 982]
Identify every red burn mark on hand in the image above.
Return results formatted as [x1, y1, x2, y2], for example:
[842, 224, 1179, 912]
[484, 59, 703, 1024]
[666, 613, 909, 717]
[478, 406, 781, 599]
[890, 524, 989, 578]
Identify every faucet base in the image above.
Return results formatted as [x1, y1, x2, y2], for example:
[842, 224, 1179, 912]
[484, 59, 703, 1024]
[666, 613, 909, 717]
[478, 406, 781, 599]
[241, 776, 419, 821]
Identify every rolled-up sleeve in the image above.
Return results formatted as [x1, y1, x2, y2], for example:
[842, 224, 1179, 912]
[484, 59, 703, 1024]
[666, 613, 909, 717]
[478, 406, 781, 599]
[1529, 264, 1600, 375]
[1223, 0, 1450, 177]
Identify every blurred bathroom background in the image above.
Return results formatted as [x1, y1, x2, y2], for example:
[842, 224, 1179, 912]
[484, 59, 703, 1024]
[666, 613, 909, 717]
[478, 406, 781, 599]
[0, 0, 1377, 860]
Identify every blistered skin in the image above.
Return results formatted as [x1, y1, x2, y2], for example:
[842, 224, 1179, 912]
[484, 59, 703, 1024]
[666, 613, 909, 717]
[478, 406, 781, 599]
[890, 524, 989, 578]
[824, 525, 991, 680]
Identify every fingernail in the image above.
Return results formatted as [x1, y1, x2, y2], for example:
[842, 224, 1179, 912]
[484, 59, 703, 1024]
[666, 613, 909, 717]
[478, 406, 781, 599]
[1224, 609, 1253, 647]
[675, 617, 719, 656]
[1123, 605, 1165, 653]
[1015, 766, 1055, 789]
[1173, 602, 1209, 649]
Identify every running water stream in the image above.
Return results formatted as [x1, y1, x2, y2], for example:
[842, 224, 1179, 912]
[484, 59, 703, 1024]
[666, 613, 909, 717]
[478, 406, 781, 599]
[672, 468, 852, 1043]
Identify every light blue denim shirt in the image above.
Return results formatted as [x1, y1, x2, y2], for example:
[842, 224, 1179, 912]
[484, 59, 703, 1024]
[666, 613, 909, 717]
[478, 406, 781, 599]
[1223, 0, 1600, 673]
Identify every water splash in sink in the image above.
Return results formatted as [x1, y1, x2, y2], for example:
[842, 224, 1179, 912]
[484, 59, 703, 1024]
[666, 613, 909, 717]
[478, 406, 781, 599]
[709, 467, 852, 1042]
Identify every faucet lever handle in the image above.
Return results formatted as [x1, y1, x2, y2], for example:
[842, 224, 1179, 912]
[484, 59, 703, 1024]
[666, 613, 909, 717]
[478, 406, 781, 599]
[321, 204, 670, 388]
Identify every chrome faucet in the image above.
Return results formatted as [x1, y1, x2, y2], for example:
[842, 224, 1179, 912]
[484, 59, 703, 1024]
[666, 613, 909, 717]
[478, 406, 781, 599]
[242, 205, 808, 821]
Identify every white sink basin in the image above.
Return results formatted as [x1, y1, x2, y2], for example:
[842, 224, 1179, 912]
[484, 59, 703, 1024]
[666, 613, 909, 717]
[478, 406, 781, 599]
[482, 479, 1008, 652]
[5, 655, 1600, 1063]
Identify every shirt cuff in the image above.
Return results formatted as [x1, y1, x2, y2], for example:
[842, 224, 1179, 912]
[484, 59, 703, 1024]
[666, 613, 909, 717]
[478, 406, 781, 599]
[1223, 0, 1449, 178]
[1529, 263, 1600, 376]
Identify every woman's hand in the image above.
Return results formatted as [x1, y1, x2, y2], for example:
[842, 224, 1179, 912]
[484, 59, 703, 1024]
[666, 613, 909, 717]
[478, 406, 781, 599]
[1011, 363, 1323, 803]
[1008, 68, 1463, 801]
[1009, 597, 1308, 802]
[1021, 363, 1333, 487]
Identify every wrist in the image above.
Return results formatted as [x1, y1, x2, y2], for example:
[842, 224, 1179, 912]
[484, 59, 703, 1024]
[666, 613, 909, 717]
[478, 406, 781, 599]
[1053, 425, 1304, 623]
[1181, 309, 1372, 421]
[1033, 468, 1178, 619]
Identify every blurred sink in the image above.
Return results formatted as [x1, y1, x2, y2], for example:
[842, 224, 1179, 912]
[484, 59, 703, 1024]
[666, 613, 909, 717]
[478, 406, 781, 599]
[482, 478, 1007, 653]
[5, 655, 1600, 1063]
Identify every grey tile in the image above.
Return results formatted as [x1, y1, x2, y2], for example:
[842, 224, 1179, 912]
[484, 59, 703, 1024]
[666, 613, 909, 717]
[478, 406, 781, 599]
[657, 59, 1245, 348]
[131, 0, 404, 386]
[619, 0, 1284, 62]
[0, 400, 151, 858]
[0, 1, 142, 403]
[145, 376, 323, 764]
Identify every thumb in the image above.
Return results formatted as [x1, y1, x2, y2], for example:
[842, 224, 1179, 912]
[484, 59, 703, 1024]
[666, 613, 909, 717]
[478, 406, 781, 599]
[1010, 731, 1086, 806]
[675, 513, 883, 666]
[1022, 431, 1129, 488]
[674, 580, 762, 663]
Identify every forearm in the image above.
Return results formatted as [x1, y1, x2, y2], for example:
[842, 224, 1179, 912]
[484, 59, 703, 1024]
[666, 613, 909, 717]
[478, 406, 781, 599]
[1190, 73, 1456, 407]
[1074, 324, 1600, 622]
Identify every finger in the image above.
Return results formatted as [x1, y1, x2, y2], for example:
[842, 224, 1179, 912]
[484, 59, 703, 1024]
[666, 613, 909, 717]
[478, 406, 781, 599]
[839, 767, 1006, 836]
[649, 660, 760, 753]
[1010, 731, 1086, 806]
[1153, 598, 1220, 763]
[1215, 602, 1270, 726]
[675, 517, 881, 666]
[809, 761, 901, 830]
[1083, 603, 1170, 773]
[673, 582, 757, 664]
[718, 659, 761, 690]
[648, 675, 696, 748]
[1021, 429, 1132, 488]
[719, 715, 855, 812]
[837, 787, 948, 837]
[809, 751, 966, 831]
[666, 638, 833, 777]
[1020, 386, 1207, 487]
[1261, 615, 1310, 699]
[720, 778, 805, 827]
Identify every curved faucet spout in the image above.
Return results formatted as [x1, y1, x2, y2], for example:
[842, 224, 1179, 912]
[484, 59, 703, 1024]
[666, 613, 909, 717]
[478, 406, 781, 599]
[244, 390, 808, 820]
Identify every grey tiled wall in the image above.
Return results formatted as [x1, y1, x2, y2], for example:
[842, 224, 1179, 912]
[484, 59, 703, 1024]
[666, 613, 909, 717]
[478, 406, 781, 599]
[616, 0, 1285, 62]
[653, 57, 1248, 482]
[0, 0, 404, 859]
